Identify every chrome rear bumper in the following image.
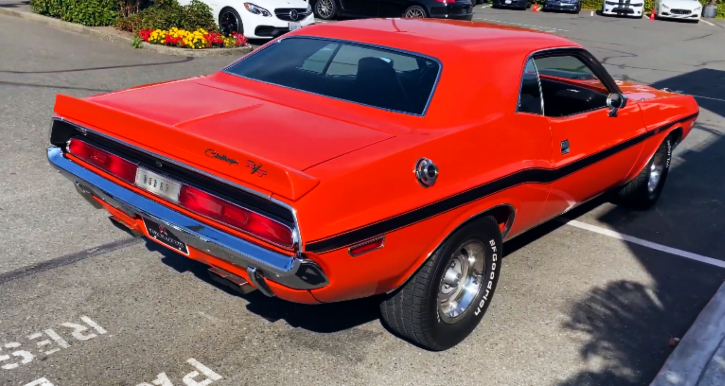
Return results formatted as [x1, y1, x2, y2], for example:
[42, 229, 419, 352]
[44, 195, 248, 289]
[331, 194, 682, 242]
[47, 146, 328, 295]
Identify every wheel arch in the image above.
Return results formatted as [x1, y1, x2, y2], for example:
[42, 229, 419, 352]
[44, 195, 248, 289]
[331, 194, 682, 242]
[386, 203, 515, 294]
[670, 126, 684, 148]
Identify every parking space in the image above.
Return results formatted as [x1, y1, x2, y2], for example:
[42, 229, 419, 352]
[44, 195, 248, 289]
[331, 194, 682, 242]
[2, 7, 725, 386]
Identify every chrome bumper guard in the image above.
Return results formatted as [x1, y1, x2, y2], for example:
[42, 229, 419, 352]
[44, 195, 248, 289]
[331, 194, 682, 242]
[47, 146, 329, 295]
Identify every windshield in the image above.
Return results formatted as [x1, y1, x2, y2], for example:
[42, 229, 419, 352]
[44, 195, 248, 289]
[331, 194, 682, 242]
[224, 37, 441, 115]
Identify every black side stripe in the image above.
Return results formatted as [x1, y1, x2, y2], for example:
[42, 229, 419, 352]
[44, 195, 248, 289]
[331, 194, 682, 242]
[305, 112, 698, 254]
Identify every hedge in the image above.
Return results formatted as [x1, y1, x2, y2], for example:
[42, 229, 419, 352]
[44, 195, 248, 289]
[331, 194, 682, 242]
[115, 0, 217, 33]
[30, 0, 118, 26]
[580, 0, 724, 16]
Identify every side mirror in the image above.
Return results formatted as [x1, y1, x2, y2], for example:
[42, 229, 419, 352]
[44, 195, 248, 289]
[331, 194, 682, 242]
[606, 93, 626, 117]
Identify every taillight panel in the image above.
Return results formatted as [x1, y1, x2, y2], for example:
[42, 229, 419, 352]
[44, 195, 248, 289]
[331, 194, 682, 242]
[66, 138, 295, 249]
[179, 185, 294, 248]
[67, 138, 138, 183]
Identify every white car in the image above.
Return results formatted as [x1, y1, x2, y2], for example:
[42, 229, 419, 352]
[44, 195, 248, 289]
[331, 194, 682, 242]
[180, 0, 316, 39]
[655, 0, 702, 21]
[601, 0, 644, 17]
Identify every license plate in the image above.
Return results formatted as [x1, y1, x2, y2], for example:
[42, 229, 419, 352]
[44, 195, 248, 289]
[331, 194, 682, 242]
[289, 22, 302, 31]
[505, 0, 512, 3]
[143, 217, 189, 255]
[135, 168, 182, 203]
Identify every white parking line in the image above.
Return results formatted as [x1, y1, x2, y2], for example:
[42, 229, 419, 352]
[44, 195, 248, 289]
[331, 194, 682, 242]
[562, 219, 725, 268]
[690, 94, 725, 103]
[473, 17, 569, 32]
[701, 19, 716, 27]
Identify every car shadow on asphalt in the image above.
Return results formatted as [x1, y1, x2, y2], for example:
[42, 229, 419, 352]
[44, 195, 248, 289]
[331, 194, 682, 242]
[136, 237, 383, 334]
[550, 69, 725, 385]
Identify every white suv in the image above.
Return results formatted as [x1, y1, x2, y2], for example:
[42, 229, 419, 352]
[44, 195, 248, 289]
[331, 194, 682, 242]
[180, 0, 316, 39]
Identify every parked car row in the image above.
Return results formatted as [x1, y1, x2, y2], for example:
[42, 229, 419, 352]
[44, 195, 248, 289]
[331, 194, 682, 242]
[179, 0, 702, 41]
[491, 0, 702, 20]
[310, 0, 475, 21]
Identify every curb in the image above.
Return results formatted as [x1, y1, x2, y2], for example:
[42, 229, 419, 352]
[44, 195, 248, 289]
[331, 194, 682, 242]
[651, 280, 725, 386]
[0, 7, 254, 57]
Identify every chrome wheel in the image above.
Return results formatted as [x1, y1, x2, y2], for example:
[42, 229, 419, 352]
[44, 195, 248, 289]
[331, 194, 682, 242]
[219, 9, 240, 35]
[648, 150, 667, 193]
[315, 0, 335, 19]
[403, 6, 427, 17]
[438, 241, 485, 324]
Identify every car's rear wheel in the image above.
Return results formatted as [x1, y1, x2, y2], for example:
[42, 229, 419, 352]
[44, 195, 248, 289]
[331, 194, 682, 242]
[314, 0, 337, 20]
[379, 216, 503, 351]
[615, 135, 673, 209]
[403, 5, 428, 17]
[219, 8, 242, 36]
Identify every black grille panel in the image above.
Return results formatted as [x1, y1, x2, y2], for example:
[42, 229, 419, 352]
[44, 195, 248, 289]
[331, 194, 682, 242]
[274, 8, 311, 21]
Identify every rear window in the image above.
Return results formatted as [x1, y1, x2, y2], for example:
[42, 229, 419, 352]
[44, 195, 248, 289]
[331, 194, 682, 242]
[223, 37, 441, 115]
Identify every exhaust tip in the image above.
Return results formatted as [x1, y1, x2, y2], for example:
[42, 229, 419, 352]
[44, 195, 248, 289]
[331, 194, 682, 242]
[247, 266, 276, 297]
[208, 266, 257, 295]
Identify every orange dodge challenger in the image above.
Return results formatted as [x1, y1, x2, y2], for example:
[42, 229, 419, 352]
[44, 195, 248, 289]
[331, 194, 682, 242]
[47, 18, 698, 350]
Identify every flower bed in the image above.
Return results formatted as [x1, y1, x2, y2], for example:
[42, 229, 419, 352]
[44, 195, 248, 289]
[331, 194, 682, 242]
[134, 27, 246, 49]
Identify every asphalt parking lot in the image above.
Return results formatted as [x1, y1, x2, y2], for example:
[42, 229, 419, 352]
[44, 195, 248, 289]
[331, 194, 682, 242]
[1, 6, 725, 386]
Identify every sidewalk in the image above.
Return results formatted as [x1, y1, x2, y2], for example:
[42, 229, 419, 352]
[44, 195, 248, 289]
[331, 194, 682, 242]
[651, 280, 725, 386]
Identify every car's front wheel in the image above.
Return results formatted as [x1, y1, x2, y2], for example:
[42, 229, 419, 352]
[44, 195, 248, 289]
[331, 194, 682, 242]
[314, 0, 337, 20]
[379, 215, 503, 351]
[219, 8, 243, 36]
[403, 5, 428, 17]
[615, 135, 673, 209]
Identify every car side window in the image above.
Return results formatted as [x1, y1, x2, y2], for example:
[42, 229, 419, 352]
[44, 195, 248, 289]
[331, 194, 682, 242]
[533, 55, 610, 117]
[517, 58, 544, 115]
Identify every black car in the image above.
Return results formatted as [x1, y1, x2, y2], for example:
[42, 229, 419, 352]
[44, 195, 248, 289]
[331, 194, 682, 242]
[542, 0, 581, 13]
[491, 0, 532, 10]
[312, 0, 474, 21]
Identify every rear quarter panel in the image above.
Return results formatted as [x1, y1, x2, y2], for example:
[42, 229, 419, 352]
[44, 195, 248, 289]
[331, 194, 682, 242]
[298, 114, 554, 303]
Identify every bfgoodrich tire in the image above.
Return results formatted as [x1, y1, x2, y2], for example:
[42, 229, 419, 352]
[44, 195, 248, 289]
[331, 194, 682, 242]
[615, 135, 673, 209]
[379, 216, 503, 351]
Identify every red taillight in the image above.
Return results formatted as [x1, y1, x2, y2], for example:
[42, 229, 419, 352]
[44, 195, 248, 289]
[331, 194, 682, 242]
[179, 185, 294, 248]
[67, 138, 294, 249]
[67, 138, 138, 183]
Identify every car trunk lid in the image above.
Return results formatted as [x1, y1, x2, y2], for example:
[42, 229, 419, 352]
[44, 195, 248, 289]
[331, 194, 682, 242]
[53, 79, 395, 201]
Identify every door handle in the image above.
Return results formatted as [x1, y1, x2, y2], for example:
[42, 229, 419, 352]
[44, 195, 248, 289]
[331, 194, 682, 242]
[561, 140, 570, 155]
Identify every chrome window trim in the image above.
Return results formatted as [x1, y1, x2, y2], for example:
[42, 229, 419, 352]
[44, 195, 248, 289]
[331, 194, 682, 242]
[515, 57, 545, 116]
[515, 46, 620, 118]
[220, 35, 444, 117]
[51, 116, 304, 251]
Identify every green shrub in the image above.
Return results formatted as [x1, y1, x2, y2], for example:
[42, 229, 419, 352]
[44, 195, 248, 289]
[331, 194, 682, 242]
[115, 0, 216, 32]
[30, 0, 119, 26]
